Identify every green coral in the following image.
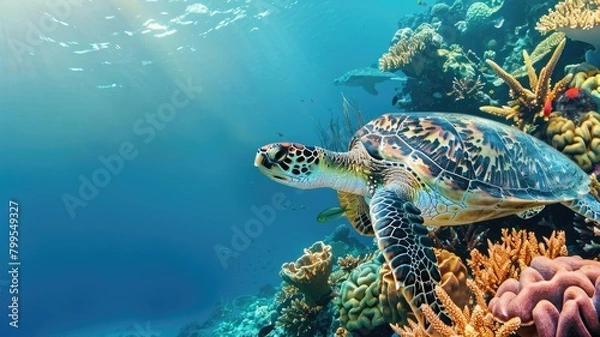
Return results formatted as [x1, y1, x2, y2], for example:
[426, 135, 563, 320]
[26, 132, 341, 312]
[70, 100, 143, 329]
[465, 2, 500, 30]
[338, 258, 386, 331]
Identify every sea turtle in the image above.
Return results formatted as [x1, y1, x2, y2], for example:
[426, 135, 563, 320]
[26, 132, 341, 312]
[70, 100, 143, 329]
[333, 65, 406, 95]
[253, 112, 600, 327]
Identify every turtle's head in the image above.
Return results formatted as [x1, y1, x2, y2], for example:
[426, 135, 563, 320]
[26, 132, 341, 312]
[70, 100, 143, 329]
[254, 143, 324, 189]
[254, 142, 370, 195]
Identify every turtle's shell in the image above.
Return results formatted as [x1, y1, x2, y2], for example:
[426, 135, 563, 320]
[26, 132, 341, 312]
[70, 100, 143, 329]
[352, 113, 589, 210]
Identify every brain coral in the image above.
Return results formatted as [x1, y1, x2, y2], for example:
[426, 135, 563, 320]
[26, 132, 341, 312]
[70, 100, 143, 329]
[489, 255, 600, 337]
[338, 257, 386, 332]
[339, 250, 468, 333]
[545, 110, 600, 172]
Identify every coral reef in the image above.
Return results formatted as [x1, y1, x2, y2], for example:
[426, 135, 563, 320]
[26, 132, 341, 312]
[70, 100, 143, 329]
[338, 250, 468, 334]
[489, 255, 600, 337]
[544, 110, 600, 172]
[391, 281, 521, 337]
[280, 241, 334, 307]
[468, 228, 568, 297]
[536, 0, 600, 52]
[379, 24, 443, 77]
[277, 298, 323, 337]
[480, 38, 572, 133]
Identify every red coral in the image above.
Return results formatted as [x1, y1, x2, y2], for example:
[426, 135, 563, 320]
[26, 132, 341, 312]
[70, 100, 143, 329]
[489, 256, 600, 337]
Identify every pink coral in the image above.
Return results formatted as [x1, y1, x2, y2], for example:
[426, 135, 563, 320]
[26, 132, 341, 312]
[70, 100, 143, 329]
[489, 256, 600, 337]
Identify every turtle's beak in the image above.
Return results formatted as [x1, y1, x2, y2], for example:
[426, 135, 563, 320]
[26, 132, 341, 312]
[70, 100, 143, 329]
[254, 144, 292, 182]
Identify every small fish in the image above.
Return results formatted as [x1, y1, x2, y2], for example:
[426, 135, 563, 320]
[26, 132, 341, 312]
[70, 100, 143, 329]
[417, 0, 428, 6]
[276, 132, 284, 137]
[543, 93, 555, 118]
[258, 324, 275, 337]
[392, 95, 399, 106]
[317, 206, 347, 223]
[564, 87, 581, 100]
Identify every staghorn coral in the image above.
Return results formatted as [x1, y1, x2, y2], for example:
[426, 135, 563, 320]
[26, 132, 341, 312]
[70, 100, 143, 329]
[536, 0, 600, 51]
[506, 32, 567, 82]
[391, 281, 521, 337]
[276, 298, 322, 337]
[544, 110, 600, 172]
[480, 38, 572, 133]
[468, 228, 568, 297]
[379, 24, 443, 76]
[280, 241, 333, 307]
[489, 255, 600, 337]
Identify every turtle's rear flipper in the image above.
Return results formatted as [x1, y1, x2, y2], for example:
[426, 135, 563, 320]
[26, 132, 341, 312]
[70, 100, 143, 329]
[369, 186, 451, 329]
[563, 193, 600, 222]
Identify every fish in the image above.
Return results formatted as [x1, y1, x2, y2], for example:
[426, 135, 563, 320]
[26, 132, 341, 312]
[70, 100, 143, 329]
[543, 93, 556, 118]
[317, 206, 347, 223]
[417, 0, 428, 6]
[564, 87, 581, 100]
[258, 324, 275, 337]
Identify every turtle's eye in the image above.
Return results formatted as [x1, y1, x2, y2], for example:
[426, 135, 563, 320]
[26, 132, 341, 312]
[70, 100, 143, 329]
[268, 146, 288, 162]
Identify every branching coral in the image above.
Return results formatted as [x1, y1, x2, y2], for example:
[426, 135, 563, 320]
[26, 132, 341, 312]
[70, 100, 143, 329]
[280, 241, 333, 306]
[489, 255, 600, 337]
[276, 298, 322, 337]
[468, 229, 568, 297]
[379, 24, 442, 76]
[507, 32, 566, 81]
[536, 0, 600, 51]
[448, 76, 484, 101]
[391, 281, 521, 337]
[480, 38, 572, 133]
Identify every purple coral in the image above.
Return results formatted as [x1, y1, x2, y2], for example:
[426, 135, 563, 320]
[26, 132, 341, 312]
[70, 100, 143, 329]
[489, 255, 600, 337]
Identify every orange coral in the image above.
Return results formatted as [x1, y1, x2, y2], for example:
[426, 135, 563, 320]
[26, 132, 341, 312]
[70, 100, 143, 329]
[391, 281, 521, 337]
[468, 229, 567, 297]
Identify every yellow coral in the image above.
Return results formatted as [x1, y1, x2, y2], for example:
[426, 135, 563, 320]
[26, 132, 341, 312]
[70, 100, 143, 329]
[536, 0, 600, 49]
[379, 24, 440, 76]
[545, 111, 600, 172]
[468, 229, 568, 297]
[280, 241, 333, 306]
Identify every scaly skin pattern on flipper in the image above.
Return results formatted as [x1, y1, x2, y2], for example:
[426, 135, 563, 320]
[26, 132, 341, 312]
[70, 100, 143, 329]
[356, 113, 590, 225]
[370, 187, 451, 329]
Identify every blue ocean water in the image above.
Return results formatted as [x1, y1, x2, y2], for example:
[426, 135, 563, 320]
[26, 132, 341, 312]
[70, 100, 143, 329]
[0, 1, 424, 336]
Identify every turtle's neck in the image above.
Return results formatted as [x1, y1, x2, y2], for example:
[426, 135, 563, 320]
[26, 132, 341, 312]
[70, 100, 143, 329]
[312, 148, 370, 196]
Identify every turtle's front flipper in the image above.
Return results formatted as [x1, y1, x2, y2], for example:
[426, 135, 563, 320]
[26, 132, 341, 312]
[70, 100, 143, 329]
[370, 186, 451, 328]
[563, 192, 600, 222]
